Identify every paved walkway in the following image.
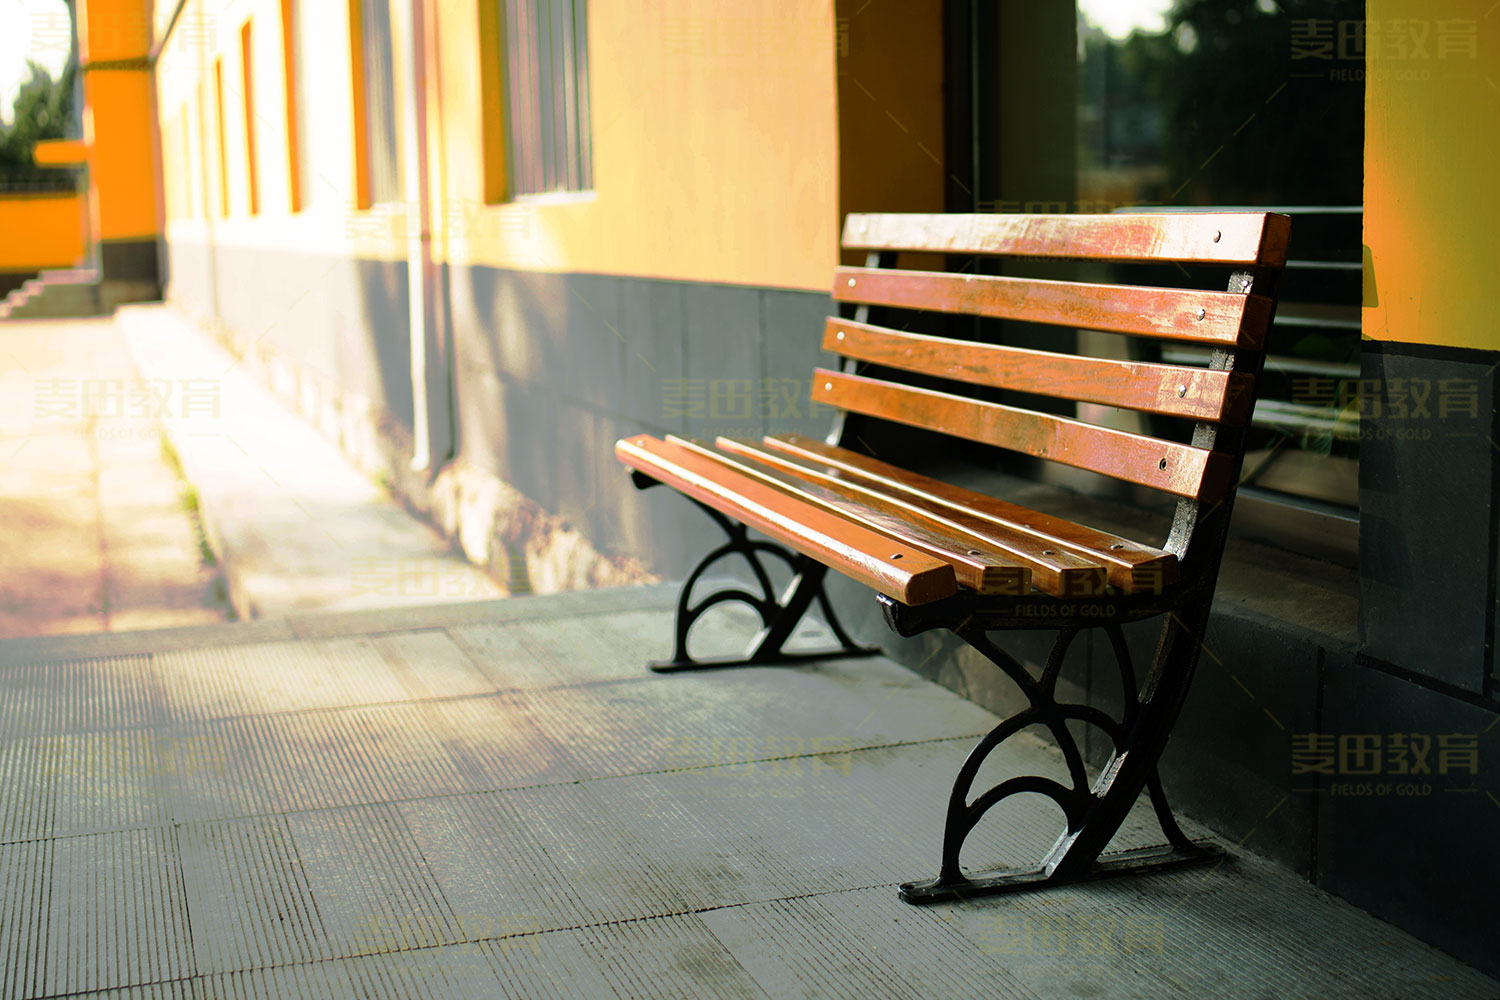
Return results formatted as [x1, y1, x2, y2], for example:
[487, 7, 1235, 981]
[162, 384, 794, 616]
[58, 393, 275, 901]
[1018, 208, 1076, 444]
[0, 317, 226, 637]
[0, 585, 1493, 999]
[114, 304, 501, 620]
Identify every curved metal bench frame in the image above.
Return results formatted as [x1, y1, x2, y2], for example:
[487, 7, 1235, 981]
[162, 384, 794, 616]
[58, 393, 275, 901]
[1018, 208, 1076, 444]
[624, 218, 1283, 901]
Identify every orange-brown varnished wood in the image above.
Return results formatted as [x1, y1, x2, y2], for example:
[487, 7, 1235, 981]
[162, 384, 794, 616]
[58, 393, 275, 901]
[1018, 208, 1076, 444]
[832, 268, 1274, 350]
[694, 438, 1117, 597]
[811, 370, 1234, 500]
[732, 435, 1179, 593]
[822, 318, 1254, 424]
[663, 437, 1036, 595]
[841, 212, 1291, 267]
[615, 435, 957, 605]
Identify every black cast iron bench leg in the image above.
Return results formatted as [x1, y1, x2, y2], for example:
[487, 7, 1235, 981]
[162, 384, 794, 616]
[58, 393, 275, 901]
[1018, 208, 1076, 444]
[634, 476, 879, 673]
[896, 600, 1226, 902]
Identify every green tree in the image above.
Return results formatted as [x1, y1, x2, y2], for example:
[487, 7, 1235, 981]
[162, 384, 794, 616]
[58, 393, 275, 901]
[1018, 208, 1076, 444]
[1, 56, 80, 190]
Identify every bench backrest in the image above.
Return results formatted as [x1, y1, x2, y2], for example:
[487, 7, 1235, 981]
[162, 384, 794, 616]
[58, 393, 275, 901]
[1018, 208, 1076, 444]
[823, 211, 1290, 575]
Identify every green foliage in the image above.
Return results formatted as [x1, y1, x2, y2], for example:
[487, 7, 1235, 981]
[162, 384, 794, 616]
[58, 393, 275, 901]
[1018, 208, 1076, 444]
[1, 59, 79, 189]
[1078, 0, 1365, 207]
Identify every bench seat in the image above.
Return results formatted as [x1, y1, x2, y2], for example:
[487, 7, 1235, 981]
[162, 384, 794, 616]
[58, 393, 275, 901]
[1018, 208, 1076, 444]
[618, 431, 1178, 602]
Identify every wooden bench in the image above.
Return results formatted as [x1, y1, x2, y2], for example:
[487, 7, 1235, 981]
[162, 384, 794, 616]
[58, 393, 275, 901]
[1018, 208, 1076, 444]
[615, 211, 1290, 902]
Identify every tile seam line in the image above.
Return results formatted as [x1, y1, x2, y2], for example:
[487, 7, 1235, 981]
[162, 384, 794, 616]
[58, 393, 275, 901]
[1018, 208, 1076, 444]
[0, 733, 993, 848]
[0, 666, 980, 736]
[283, 598, 684, 641]
[5, 877, 924, 996]
[0, 589, 685, 663]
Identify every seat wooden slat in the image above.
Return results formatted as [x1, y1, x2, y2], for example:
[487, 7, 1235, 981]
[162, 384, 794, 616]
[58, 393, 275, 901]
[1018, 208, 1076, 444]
[733, 434, 1178, 593]
[699, 437, 1114, 597]
[823, 318, 1254, 424]
[663, 437, 1038, 595]
[812, 369, 1234, 500]
[833, 268, 1274, 349]
[842, 212, 1291, 267]
[616, 435, 957, 605]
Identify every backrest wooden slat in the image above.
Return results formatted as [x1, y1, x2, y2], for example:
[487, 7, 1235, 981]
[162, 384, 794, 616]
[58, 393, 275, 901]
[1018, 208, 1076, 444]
[822, 318, 1254, 424]
[814, 368, 1234, 500]
[842, 212, 1290, 266]
[833, 267, 1274, 348]
[822, 211, 1287, 506]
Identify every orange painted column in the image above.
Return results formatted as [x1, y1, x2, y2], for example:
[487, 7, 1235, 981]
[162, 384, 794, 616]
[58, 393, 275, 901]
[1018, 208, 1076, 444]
[77, 0, 161, 286]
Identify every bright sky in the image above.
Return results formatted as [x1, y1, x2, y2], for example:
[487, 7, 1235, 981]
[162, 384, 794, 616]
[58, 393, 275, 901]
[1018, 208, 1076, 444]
[1077, 0, 1177, 39]
[1, 0, 73, 125]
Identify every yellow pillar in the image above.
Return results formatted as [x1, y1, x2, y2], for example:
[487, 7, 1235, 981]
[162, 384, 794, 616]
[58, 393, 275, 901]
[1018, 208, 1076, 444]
[1363, 1, 1500, 349]
[77, 0, 160, 289]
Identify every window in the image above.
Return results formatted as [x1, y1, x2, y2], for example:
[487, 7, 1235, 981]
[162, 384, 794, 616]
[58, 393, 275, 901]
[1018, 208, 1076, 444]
[279, 0, 302, 212]
[240, 19, 260, 216]
[944, 0, 1363, 560]
[497, 0, 593, 197]
[213, 59, 229, 217]
[1073, 0, 1363, 549]
[348, 0, 403, 208]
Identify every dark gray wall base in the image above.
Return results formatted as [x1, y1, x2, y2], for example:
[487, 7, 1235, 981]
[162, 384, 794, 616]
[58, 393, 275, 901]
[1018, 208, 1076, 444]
[99, 238, 160, 285]
[445, 264, 835, 578]
[1317, 659, 1500, 974]
[165, 238, 416, 432]
[1359, 341, 1498, 695]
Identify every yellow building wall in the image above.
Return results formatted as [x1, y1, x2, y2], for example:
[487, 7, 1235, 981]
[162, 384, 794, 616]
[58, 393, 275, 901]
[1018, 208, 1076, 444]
[0, 194, 88, 271]
[155, 0, 842, 291]
[434, 0, 840, 289]
[1363, 0, 1500, 350]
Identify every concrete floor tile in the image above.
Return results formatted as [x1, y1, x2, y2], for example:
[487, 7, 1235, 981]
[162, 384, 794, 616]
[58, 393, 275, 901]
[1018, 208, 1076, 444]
[178, 816, 336, 973]
[399, 793, 594, 937]
[286, 804, 464, 958]
[1, 827, 193, 997]
[0, 654, 165, 738]
[700, 890, 1042, 1000]
[252, 705, 474, 813]
[480, 932, 622, 1000]
[153, 638, 438, 722]
[573, 913, 769, 1000]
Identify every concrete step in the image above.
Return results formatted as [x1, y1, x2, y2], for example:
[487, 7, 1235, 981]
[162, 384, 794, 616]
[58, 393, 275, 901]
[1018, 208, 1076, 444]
[4, 283, 99, 318]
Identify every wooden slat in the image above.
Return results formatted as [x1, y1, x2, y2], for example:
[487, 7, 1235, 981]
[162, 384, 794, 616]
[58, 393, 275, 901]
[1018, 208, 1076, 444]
[811, 369, 1234, 500]
[832, 268, 1274, 349]
[691, 437, 1119, 597]
[732, 435, 1178, 593]
[822, 318, 1254, 424]
[663, 437, 1037, 595]
[842, 212, 1291, 267]
[615, 435, 957, 605]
